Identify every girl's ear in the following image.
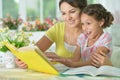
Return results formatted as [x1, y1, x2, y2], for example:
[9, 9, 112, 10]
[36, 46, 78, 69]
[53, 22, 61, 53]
[99, 19, 105, 27]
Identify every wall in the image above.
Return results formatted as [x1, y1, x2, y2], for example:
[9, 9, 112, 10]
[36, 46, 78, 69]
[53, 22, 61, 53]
[97, 0, 120, 67]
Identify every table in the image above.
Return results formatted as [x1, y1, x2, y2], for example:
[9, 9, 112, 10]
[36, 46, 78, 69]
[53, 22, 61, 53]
[0, 68, 120, 80]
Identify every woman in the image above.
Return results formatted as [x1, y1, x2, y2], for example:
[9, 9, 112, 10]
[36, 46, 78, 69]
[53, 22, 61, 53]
[15, 0, 87, 68]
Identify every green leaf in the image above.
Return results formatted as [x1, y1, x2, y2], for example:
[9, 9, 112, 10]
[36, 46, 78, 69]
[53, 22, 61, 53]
[0, 45, 8, 52]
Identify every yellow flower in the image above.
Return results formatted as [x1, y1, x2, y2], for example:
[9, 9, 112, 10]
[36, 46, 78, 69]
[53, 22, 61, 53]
[0, 28, 32, 52]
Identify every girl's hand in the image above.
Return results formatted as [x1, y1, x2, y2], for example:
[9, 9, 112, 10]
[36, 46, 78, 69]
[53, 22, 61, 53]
[15, 58, 28, 69]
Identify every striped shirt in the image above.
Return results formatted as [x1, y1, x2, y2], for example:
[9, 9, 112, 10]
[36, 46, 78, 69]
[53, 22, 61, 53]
[77, 32, 112, 61]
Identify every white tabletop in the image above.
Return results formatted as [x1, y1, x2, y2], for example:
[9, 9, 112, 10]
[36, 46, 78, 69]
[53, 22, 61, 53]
[0, 68, 119, 80]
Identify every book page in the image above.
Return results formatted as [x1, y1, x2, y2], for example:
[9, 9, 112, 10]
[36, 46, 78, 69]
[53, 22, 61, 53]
[18, 46, 35, 51]
[53, 63, 70, 73]
[96, 66, 120, 76]
[62, 66, 98, 76]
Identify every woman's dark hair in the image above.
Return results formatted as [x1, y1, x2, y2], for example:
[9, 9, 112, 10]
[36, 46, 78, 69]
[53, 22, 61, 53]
[59, 0, 87, 11]
[82, 4, 114, 28]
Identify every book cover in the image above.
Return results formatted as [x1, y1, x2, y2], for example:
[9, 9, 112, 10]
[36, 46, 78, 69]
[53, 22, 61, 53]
[4, 42, 59, 75]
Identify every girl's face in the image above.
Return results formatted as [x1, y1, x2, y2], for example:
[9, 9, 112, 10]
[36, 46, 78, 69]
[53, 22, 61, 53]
[60, 2, 81, 28]
[81, 13, 104, 39]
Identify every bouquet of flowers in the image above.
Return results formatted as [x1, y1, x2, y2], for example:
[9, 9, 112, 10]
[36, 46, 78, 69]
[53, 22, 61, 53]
[22, 18, 58, 32]
[0, 15, 23, 30]
[0, 28, 32, 52]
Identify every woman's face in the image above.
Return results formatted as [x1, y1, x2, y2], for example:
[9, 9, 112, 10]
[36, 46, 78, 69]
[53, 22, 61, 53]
[81, 13, 104, 39]
[60, 2, 81, 28]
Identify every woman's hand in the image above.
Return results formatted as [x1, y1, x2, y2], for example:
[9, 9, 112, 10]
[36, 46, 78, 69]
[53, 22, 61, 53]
[45, 52, 73, 67]
[45, 52, 59, 59]
[15, 58, 28, 69]
[91, 51, 112, 67]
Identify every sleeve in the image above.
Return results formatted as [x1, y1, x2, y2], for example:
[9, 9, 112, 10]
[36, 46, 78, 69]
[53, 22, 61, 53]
[45, 23, 58, 42]
[77, 33, 87, 46]
[99, 33, 112, 56]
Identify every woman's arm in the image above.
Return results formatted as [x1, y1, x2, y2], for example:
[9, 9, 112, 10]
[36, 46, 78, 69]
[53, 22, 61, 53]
[36, 35, 53, 52]
[15, 35, 53, 69]
[91, 46, 112, 67]
[50, 46, 92, 67]
[95, 46, 109, 54]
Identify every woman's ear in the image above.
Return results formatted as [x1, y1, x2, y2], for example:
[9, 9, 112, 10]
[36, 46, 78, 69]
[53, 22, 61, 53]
[99, 19, 105, 27]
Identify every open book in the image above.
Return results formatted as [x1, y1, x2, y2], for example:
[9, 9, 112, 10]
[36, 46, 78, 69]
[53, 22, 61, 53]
[4, 42, 120, 76]
[4, 42, 69, 75]
[63, 65, 120, 77]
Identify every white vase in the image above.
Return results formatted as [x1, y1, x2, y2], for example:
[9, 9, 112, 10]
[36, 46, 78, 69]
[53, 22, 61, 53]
[4, 51, 16, 68]
[0, 51, 5, 67]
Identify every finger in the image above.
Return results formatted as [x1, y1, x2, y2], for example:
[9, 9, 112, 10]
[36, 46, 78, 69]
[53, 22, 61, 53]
[15, 58, 21, 62]
[93, 52, 105, 61]
[18, 63, 28, 69]
[16, 61, 27, 68]
[46, 53, 58, 58]
[99, 51, 107, 57]
[91, 54, 103, 67]
[51, 58, 63, 63]
[91, 53, 100, 62]
[91, 57, 99, 65]
[91, 58, 101, 67]
[92, 54, 106, 66]
[91, 62, 100, 68]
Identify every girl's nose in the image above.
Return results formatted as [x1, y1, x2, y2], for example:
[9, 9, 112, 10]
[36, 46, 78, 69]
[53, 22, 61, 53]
[82, 25, 87, 31]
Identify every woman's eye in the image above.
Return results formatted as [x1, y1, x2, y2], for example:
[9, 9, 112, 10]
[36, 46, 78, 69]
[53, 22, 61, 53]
[61, 13, 65, 15]
[70, 10, 75, 13]
[61, 11, 65, 15]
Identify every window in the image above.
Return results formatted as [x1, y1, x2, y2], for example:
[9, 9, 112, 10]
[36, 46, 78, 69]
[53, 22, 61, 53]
[2, 0, 57, 21]
[2, 0, 19, 18]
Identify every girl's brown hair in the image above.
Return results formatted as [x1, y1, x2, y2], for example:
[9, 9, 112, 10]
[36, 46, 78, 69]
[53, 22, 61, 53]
[82, 4, 114, 28]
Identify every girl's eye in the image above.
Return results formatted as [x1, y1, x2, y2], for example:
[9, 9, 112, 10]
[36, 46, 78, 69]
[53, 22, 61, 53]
[86, 22, 91, 25]
[81, 23, 84, 26]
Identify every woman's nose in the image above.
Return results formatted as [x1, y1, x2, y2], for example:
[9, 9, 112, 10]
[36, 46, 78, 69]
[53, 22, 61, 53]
[66, 14, 72, 20]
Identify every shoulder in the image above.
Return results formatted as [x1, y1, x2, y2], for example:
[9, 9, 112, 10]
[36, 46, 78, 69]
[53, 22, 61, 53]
[97, 32, 112, 49]
[47, 22, 65, 32]
[100, 32, 112, 41]
[77, 33, 87, 45]
[53, 22, 65, 28]
[78, 33, 87, 40]
[45, 22, 65, 41]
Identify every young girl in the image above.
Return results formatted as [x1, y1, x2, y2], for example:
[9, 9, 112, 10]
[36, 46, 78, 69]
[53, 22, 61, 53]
[50, 4, 114, 68]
